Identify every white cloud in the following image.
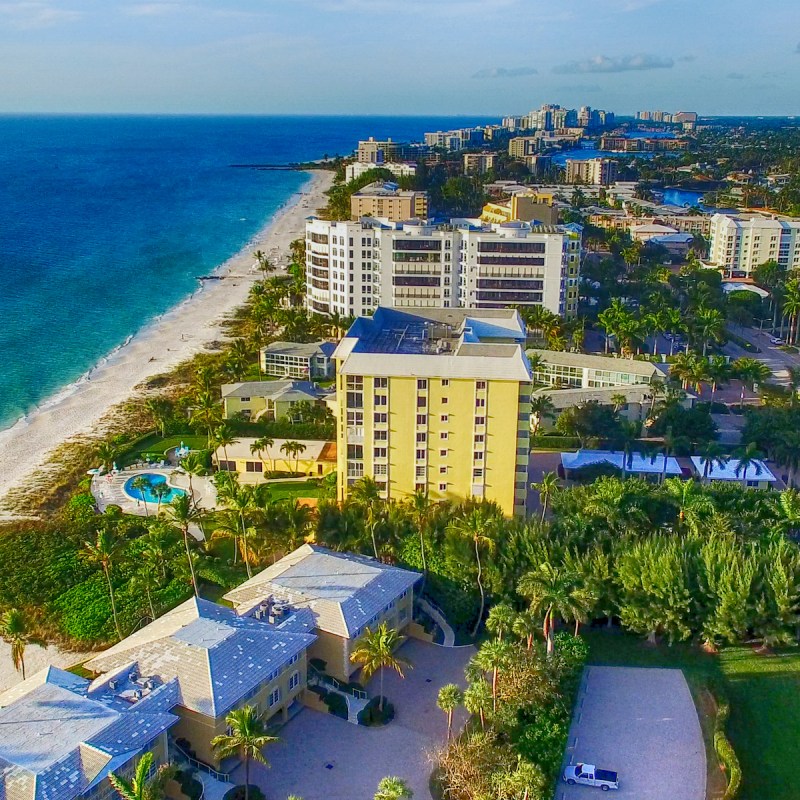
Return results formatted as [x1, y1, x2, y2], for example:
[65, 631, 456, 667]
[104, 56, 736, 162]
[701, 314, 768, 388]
[553, 53, 674, 74]
[472, 66, 538, 79]
[0, 1, 80, 28]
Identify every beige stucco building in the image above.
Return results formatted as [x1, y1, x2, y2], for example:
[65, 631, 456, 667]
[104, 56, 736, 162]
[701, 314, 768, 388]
[350, 182, 428, 222]
[224, 545, 420, 682]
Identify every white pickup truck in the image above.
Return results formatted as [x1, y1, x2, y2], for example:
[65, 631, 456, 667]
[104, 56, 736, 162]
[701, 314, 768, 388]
[563, 763, 619, 791]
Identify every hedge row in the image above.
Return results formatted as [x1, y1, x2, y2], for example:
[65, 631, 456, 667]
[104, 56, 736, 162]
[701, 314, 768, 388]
[714, 695, 742, 799]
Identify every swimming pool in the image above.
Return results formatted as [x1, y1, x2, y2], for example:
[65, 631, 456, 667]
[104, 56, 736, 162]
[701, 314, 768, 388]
[123, 473, 186, 504]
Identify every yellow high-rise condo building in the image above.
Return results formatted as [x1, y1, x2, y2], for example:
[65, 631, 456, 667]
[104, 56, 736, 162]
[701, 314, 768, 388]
[334, 307, 533, 516]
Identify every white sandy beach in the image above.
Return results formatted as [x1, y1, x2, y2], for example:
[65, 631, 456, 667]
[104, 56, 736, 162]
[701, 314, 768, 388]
[0, 169, 333, 511]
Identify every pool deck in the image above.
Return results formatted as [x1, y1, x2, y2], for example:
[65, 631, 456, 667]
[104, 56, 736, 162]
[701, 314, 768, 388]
[91, 467, 215, 538]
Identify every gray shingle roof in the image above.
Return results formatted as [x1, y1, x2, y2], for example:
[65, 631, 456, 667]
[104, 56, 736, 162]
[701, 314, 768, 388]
[262, 341, 336, 359]
[84, 598, 315, 718]
[0, 667, 178, 800]
[223, 545, 421, 638]
[220, 380, 323, 402]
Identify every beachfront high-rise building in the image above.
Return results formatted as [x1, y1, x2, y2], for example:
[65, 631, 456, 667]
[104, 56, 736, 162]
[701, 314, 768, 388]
[565, 157, 619, 186]
[707, 212, 800, 276]
[350, 181, 428, 222]
[509, 136, 540, 158]
[304, 218, 582, 319]
[333, 306, 532, 515]
[356, 137, 399, 163]
[345, 161, 416, 183]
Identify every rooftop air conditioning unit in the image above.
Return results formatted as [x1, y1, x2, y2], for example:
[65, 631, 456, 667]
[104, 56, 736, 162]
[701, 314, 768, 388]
[108, 680, 117, 691]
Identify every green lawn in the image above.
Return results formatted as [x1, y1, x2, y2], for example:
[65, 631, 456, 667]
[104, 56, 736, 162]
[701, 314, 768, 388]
[583, 630, 800, 800]
[124, 434, 209, 463]
[264, 480, 321, 501]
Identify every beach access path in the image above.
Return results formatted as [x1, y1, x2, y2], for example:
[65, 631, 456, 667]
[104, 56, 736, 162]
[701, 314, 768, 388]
[0, 170, 333, 513]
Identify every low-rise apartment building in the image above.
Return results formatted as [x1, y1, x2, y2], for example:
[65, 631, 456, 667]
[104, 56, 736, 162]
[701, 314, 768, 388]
[334, 307, 533, 515]
[85, 598, 316, 769]
[261, 340, 336, 379]
[215, 437, 336, 481]
[345, 161, 416, 182]
[587, 209, 711, 236]
[221, 379, 329, 422]
[350, 181, 428, 222]
[0, 667, 177, 800]
[480, 194, 559, 226]
[304, 217, 582, 319]
[707, 212, 800, 275]
[528, 349, 669, 389]
[224, 544, 420, 681]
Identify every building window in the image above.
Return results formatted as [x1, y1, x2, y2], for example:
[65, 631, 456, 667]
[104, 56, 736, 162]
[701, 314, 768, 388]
[374, 429, 388, 441]
[416, 449, 426, 460]
[441, 379, 450, 387]
[439, 449, 447, 458]
[475, 397, 486, 408]
[245, 461, 263, 473]
[441, 397, 449, 405]
[374, 394, 387, 407]
[218, 460, 236, 472]
[374, 377, 388, 389]
[347, 444, 363, 460]
[289, 671, 300, 691]
[268, 688, 281, 707]
[374, 413, 388, 424]
[440, 431, 448, 440]
[416, 466, 426, 479]
[374, 463, 388, 476]
[439, 466, 447, 474]
[415, 483, 426, 492]
[416, 432, 427, 444]
[417, 396, 427, 408]
[417, 379, 428, 390]
[440, 414, 449, 423]
[416, 414, 427, 425]
[475, 416, 486, 426]
[374, 447, 387, 459]
[474, 433, 485, 444]
[476, 380, 487, 390]
[438, 483, 448, 492]
[474, 451, 484, 461]
[473, 468, 484, 479]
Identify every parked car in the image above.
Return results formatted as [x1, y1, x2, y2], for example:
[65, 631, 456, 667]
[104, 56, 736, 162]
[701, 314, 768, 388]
[563, 763, 619, 791]
[769, 336, 784, 345]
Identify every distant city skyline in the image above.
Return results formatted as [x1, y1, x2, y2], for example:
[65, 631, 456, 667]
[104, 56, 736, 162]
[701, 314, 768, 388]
[0, 0, 798, 115]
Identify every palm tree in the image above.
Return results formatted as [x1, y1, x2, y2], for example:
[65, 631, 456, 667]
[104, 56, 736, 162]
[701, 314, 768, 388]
[698, 441, 728, 481]
[733, 358, 772, 408]
[0, 609, 31, 679]
[512, 610, 538, 650]
[151, 482, 171, 515]
[250, 436, 275, 473]
[190, 391, 223, 449]
[131, 476, 153, 517]
[109, 752, 175, 800]
[531, 471, 559, 524]
[405, 489, 431, 589]
[226, 486, 256, 578]
[211, 706, 278, 800]
[789, 366, 800, 409]
[180, 451, 207, 504]
[530, 394, 555, 435]
[695, 307, 726, 356]
[473, 640, 512, 711]
[143, 397, 173, 438]
[349, 622, 411, 713]
[282, 498, 315, 550]
[463, 678, 492, 730]
[734, 442, 764, 488]
[610, 392, 627, 413]
[280, 440, 307, 475]
[350, 476, 383, 559]
[437, 683, 463, 742]
[663, 477, 714, 533]
[707, 355, 732, 404]
[448, 507, 498, 637]
[782, 277, 800, 344]
[374, 777, 413, 800]
[95, 440, 118, 472]
[518, 560, 589, 656]
[214, 424, 238, 469]
[167, 494, 201, 595]
[81, 529, 124, 640]
[131, 566, 159, 622]
[485, 603, 517, 642]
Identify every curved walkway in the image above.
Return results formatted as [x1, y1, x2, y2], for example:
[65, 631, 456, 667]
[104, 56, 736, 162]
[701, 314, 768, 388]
[417, 597, 456, 647]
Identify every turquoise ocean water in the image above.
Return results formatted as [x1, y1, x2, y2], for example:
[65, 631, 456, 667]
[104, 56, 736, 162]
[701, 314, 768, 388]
[0, 115, 491, 430]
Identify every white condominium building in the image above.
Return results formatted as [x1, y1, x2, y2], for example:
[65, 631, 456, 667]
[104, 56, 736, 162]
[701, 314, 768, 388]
[345, 161, 417, 182]
[708, 213, 800, 275]
[565, 157, 618, 186]
[304, 217, 582, 319]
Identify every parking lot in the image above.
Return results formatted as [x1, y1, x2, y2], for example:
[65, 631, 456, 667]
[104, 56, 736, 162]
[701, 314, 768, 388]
[557, 666, 706, 800]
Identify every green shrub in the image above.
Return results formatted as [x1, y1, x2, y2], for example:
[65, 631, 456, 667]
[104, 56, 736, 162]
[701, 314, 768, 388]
[222, 786, 265, 800]
[323, 691, 348, 719]
[530, 434, 583, 450]
[52, 573, 116, 643]
[357, 696, 395, 726]
[174, 770, 203, 800]
[65, 492, 97, 525]
[714, 697, 742, 799]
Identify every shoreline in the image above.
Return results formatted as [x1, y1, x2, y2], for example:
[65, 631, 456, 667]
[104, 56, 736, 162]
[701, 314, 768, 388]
[0, 169, 333, 510]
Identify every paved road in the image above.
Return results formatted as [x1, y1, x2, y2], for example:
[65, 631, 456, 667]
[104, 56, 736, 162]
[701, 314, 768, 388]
[724, 327, 800, 387]
[558, 666, 705, 800]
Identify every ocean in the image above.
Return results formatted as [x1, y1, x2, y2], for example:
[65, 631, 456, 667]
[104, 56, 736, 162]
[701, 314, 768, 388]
[0, 115, 492, 430]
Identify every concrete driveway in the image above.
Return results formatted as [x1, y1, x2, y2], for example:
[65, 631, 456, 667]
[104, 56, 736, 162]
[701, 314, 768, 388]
[558, 666, 705, 800]
[243, 640, 475, 800]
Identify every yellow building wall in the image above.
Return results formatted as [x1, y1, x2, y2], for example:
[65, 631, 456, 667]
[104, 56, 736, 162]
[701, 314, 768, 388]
[227, 455, 335, 483]
[223, 396, 267, 419]
[172, 652, 308, 768]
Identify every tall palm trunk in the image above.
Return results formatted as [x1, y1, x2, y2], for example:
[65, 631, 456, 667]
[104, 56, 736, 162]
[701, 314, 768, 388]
[491, 666, 498, 712]
[471, 539, 485, 637]
[244, 755, 250, 800]
[183, 527, 198, 595]
[103, 563, 122, 640]
[145, 586, 156, 621]
[370, 520, 380, 560]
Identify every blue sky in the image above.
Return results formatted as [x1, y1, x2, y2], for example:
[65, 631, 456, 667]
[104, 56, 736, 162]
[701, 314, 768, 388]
[0, 0, 798, 115]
